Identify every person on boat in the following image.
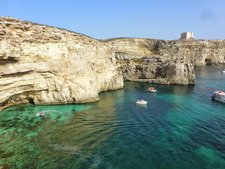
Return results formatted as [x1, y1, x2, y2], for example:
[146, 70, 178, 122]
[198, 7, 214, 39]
[215, 91, 225, 95]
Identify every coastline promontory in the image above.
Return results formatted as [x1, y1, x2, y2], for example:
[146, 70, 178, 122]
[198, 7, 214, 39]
[1, 17, 225, 109]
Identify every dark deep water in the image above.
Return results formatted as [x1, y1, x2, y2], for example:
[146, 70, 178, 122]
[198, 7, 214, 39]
[0, 66, 225, 169]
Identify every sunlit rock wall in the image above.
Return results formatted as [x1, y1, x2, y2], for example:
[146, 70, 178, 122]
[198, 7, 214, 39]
[1, 17, 225, 109]
[0, 17, 123, 109]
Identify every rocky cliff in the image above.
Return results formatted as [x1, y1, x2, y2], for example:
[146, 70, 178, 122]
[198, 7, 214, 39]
[107, 38, 196, 84]
[0, 17, 225, 109]
[105, 38, 225, 84]
[0, 17, 123, 110]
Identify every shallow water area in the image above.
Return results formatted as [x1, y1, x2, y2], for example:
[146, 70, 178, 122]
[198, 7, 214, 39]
[0, 66, 225, 169]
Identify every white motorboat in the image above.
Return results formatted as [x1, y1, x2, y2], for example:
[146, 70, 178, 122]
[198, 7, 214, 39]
[211, 91, 225, 103]
[222, 70, 225, 74]
[136, 99, 148, 105]
[148, 87, 157, 93]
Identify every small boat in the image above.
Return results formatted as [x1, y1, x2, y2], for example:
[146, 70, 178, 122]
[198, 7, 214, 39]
[136, 99, 148, 105]
[148, 87, 157, 93]
[36, 112, 46, 117]
[211, 90, 225, 103]
[222, 70, 225, 74]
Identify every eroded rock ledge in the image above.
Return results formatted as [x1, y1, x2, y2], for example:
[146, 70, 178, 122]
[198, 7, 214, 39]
[0, 17, 225, 110]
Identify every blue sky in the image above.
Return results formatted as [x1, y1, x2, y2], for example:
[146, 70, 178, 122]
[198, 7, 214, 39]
[0, 0, 225, 40]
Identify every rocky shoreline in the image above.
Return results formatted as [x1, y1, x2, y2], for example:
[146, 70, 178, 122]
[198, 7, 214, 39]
[0, 17, 225, 110]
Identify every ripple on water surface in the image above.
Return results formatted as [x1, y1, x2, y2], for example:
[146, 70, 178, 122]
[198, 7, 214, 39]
[0, 66, 225, 169]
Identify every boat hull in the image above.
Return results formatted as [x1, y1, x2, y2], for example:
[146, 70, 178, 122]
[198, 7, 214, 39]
[136, 101, 147, 105]
[212, 96, 225, 103]
[214, 98, 225, 103]
[148, 90, 157, 93]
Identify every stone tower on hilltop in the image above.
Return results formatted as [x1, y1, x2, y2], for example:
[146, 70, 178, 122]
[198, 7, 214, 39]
[180, 32, 194, 39]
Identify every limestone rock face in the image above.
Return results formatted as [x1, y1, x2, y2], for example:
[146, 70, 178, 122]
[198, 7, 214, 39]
[0, 17, 123, 109]
[154, 40, 225, 66]
[105, 38, 225, 84]
[107, 38, 196, 84]
[1, 17, 225, 109]
[116, 54, 195, 84]
[107, 38, 225, 66]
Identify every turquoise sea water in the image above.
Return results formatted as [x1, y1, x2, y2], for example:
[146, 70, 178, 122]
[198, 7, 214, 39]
[0, 66, 225, 169]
